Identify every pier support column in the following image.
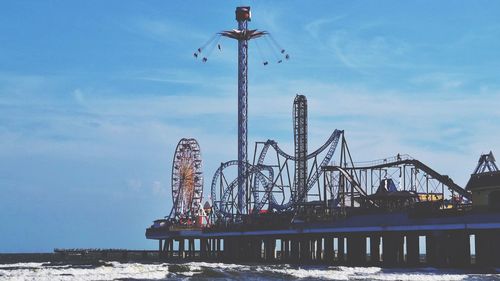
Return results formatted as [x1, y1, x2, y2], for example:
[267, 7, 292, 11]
[337, 236, 345, 264]
[285, 239, 291, 261]
[248, 238, 255, 261]
[162, 239, 171, 260]
[230, 237, 236, 260]
[426, 231, 447, 267]
[200, 239, 206, 259]
[475, 230, 500, 267]
[178, 239, 185, 260]
[291, 238, 300, 263]
[315, 238, 322, 262]
[222, 238, 229, 260]
[425, 234, 435, 265]
[448, 231, 470, 267]
[189, 239, 195, 259]
[258, 238, 264, 261]
[168, 239, 174, 258]
[324, 236, 334, 264]
[216, 239, 221, 258]
[158, 240, 164, 260]
[232, 237, 239, 261]
[299, 237, 311, 263]
[238, 238, 243, 261]
[237, 237, 249, 262]
[248, 238, 255, 262]
[264, 239, 276, 262]
[212, 238, 217, 259]
[264, 239, 270, 262]
[236, 237, 243, 261]
[280, 239, 287, 261]
[256, 238, 264, 261]
[370, 235, 381, 265]
[249, 238, 262, 262]
[208, 239, 213, 259]
[383, 232, 404, 266]
[347, 234, 366, 265]
[207, 239, 213, 259]
[406, 234, 420, 266]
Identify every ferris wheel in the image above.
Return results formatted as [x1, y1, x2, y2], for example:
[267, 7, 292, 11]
[170, 138, 203, 221]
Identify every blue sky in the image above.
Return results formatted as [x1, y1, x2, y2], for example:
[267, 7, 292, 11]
[1, 1, 499, 252]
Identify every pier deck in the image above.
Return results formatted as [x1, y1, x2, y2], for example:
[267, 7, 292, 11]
[146, 210, 500, 267]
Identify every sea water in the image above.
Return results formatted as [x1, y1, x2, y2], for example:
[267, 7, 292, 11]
[1, 261, 500, 280]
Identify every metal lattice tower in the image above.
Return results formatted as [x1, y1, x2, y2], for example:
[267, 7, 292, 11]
[473, 151, 499, 174]
[293, 95, 308, 202]
[219, 7, 267, 214]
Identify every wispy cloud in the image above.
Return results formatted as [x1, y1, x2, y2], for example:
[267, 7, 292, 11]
[304, 16, 347, 40]
[409, 72, 465, 91]
[126, 17, 206, 44]
[297, 17, 416, 76]
[327, 29, 411, 70]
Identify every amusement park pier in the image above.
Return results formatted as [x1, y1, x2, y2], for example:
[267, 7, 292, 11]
[145, 7, 500, 268]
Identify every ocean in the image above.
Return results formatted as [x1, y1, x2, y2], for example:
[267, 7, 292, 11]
[1, 261, 500, 281]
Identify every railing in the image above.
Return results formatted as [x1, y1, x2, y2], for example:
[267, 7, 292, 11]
[54, 248, 154, 253]
[349, 154, 413, 168]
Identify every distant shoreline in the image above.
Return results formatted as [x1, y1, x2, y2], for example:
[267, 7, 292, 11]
[0, 251, 159, 264]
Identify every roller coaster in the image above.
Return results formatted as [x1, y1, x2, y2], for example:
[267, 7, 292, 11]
[209, 94, 472, 223]
[163, 6, 472, 225]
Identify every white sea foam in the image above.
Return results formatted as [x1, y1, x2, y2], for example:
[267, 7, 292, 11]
[251, 265, 468, 281]
[0, 263, 45, 269]
[0, 262, 169, 281]
[0, 261, 499, 280]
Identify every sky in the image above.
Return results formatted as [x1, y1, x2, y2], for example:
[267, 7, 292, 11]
[1, 1, 499, 252]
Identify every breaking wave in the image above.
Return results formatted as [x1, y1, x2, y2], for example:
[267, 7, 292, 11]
[1, 261, 499, 280]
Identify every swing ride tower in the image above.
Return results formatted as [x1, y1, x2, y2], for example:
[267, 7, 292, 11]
[219, 7, 267, 215]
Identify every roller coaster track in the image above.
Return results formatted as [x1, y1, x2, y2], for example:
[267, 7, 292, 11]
[345, 157, 471, 200]
[326, 166, 369, 198]
[257, 130, 344, 211]
[211, 160, 274, 217]
[258, 130, 343, 163]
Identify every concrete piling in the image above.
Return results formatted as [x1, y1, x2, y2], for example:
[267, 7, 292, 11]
[370, 235, 381, 265]
[337, 236, 345, 264]
[406, 234, 420, 266]
[382, 232, 404, 266]
[324, 236, 334, 264]
[347, 234, 366, 265]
